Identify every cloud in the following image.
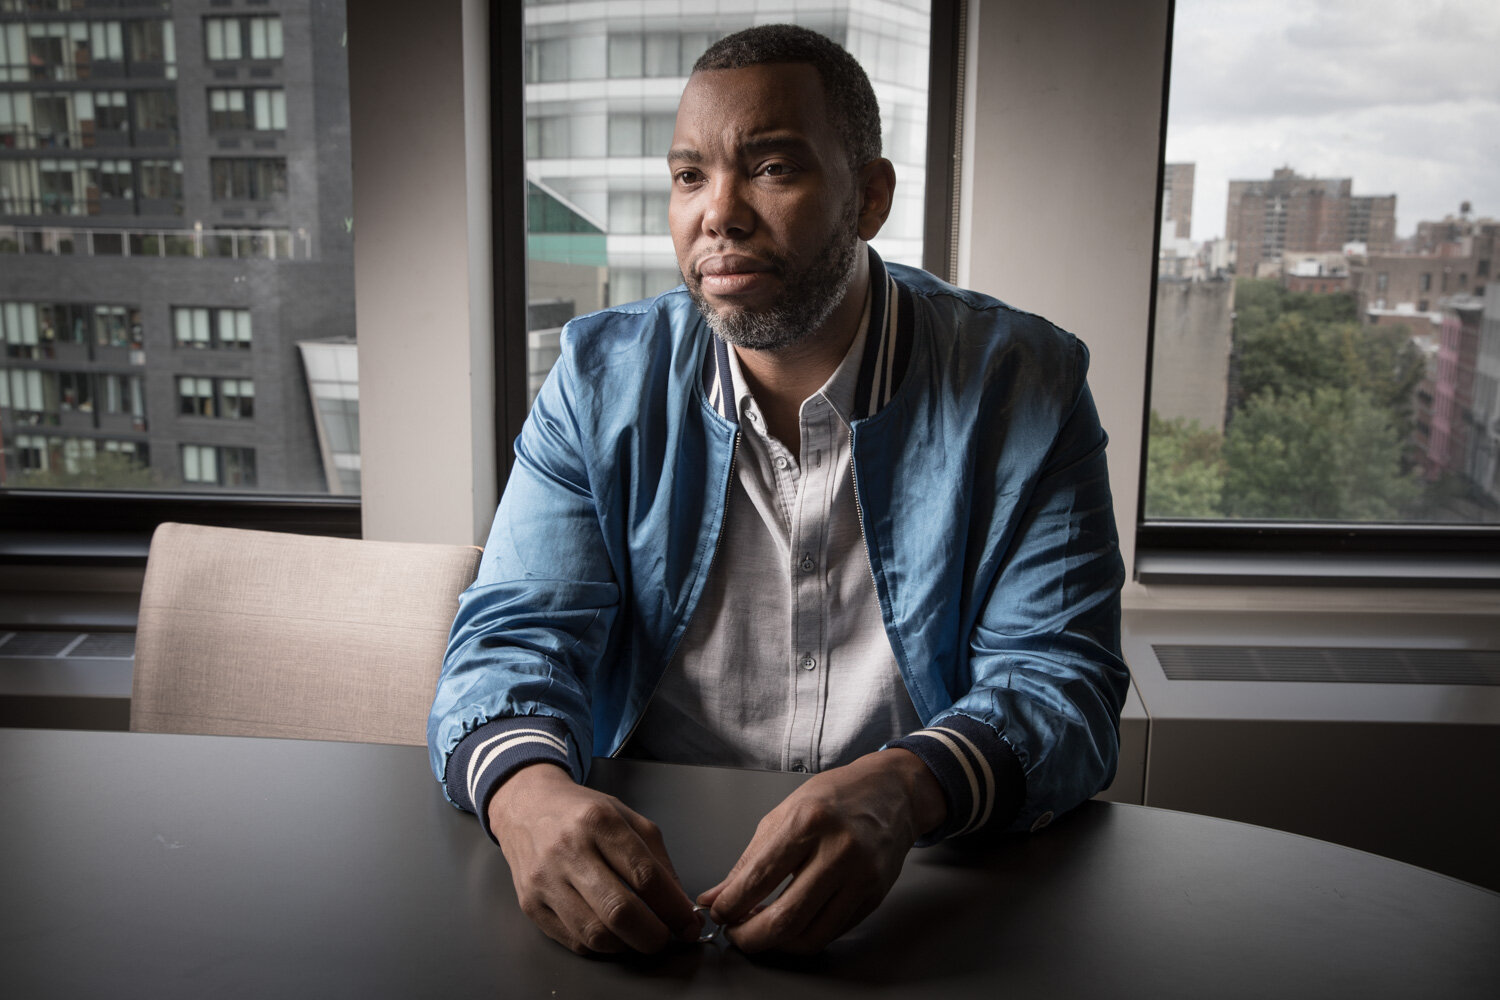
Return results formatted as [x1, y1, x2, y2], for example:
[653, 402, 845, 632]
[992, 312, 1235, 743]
[1163, 0, 1500, 238]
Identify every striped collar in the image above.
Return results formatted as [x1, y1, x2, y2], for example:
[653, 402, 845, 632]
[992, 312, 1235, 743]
[703, 246, 912, 424]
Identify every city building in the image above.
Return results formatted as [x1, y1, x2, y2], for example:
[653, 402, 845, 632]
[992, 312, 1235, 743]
[1161, 162, 1193, 240]
[1280, 251, 1350, 294]
[1465, 283, 1500, 506]
[1419, 295, 1485, 482]
[1351, 248, 1483, 318]
[1225, 166, 1395, 278]
[1149, 277, 1233, 432]
[0, 0, 354, 493]
[520, 1, 932, 398]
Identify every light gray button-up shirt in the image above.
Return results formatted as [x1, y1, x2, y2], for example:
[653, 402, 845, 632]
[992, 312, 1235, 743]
[624, 297, 923, 773]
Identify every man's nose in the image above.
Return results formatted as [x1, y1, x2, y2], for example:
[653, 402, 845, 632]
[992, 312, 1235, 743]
[703, 176, 754, 240]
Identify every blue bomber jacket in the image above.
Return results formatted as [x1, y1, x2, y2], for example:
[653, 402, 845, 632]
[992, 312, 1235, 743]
[429, 250, 1128, 841]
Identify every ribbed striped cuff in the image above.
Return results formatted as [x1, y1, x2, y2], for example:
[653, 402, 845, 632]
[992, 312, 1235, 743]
[443, 716, 575, 844]
[888, 714, 1025, 845]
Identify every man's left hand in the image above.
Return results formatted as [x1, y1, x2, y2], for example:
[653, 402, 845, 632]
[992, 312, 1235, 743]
[698, 748, 946, 955]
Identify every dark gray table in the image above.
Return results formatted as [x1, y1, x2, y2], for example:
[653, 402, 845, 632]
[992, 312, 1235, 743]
[2, 729, 1496, 998]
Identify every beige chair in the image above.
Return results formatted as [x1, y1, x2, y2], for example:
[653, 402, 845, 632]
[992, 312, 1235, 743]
[131, 522, 481, 746]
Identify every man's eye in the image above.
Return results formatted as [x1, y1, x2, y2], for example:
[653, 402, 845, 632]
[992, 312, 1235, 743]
[761, 162, 794, 177]
[674, 170, 701, 186]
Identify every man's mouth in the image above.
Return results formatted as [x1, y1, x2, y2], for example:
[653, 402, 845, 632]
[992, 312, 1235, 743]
[695, 253, 778, 297]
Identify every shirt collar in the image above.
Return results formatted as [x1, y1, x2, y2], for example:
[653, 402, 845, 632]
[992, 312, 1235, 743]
[724, 281, 873, 434]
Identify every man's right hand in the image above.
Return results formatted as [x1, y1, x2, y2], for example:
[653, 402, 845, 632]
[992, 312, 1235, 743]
[486, 762, 701, 954]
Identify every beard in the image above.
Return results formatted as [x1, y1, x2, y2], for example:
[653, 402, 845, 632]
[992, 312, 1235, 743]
[683, 197, 861, 352]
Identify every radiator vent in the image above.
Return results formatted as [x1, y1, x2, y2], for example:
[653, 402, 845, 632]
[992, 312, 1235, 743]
[0, 631, 135, 660]
[1153, 645, 1500, 686]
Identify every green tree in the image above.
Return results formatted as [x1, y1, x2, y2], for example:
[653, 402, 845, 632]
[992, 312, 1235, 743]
[1222, 386, 1421, 520]
[14, 450, 159, 491]
[1145, 412, 1225, 518]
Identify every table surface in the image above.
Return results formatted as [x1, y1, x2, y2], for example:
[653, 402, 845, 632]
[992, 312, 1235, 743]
[2, 728, 1496, 999]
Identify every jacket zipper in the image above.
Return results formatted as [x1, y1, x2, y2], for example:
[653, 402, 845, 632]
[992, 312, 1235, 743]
[611, 427, 740, 756]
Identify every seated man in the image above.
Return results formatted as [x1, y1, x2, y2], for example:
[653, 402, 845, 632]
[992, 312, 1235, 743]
[428, 23, 1127, 956]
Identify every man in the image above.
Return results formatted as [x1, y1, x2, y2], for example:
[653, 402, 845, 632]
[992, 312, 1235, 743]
[428, 24, 1127, 956]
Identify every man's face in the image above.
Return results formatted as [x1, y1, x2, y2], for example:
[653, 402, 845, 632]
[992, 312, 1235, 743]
[668, 63, 863, 351]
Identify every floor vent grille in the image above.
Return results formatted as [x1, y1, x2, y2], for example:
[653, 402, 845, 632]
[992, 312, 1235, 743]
[1153, 645, 1500, 685]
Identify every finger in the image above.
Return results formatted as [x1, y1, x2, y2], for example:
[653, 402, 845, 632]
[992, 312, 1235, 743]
[613, 807, 701, 939]
[695, 883, 724, 907]
[532, 896, 628, 956]
[596, 810, 700, 942]
[567, 862, 676, 954]
[710, 826, 813, 926]
[721, 862, 832, 954]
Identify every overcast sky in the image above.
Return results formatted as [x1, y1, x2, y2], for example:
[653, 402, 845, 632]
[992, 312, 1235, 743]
[1164, 0, 1500, 242]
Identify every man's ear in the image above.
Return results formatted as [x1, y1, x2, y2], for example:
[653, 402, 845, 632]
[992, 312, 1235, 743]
[855, 158, 897, 241]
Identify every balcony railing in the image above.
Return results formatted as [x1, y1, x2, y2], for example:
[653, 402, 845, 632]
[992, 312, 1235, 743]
[0, 225, 311, 260]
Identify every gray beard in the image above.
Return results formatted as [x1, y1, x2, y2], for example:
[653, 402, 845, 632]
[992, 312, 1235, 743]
[686, 217, 861, 353]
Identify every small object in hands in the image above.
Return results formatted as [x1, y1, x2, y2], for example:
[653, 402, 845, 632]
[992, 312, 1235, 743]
[692, 904, 724, 944]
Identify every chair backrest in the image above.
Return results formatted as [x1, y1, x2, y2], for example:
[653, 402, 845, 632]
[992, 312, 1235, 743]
[131, 522, 481, 745]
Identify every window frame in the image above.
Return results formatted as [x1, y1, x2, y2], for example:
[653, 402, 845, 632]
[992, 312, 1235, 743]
[1134, 0, 1500, 586]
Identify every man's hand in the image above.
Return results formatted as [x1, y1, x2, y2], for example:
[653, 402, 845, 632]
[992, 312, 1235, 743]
[699, 748, 946, 955]
[487, 762, 700, 955]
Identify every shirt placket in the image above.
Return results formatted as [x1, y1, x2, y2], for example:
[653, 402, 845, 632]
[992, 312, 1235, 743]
[784, 396, 836, 773]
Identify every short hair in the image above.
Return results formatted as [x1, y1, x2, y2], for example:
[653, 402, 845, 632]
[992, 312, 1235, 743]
[693, 24, 882, 171]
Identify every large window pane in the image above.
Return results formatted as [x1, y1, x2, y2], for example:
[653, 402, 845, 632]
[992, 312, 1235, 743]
[1145, 0, 1500, 525]
[522, 1, 932, 405]
[1, 2, 357, 496]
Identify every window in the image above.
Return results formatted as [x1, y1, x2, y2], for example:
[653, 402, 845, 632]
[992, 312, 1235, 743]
[210, 157, 287, 200]
[177, 375, 254, 420]
[133, 90, 177, 134]
[181, 443, 257, 488]
[173, 307, 252, 350]
[520, 1, 934, 405]
[205, 17, 283, 62]
[3, 4, 354, 510]
[208, 88, 286, 131]
[177, 376, 216, 417]
[1142, 0, 1500, 542]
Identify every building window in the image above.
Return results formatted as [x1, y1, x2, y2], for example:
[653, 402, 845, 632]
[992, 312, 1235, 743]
[204, 17, 283, 62]
[133, 90, 178, 134]
[222, 378, 255, 419]
[100, 373, 145, 420]
[173, 307, 252, 350]
[58, 371, 92, 412]
[177, 375, 254, 420]
[208, 89, 286, 131]
[126, 19, 176, 75]
[210, 157, 287, 200]
[177, 376, 216, 417]
[181, 443, 257, 487]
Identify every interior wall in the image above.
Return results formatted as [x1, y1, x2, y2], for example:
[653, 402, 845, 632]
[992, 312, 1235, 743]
[959, 0, 1169, 576]
[348, 0, 496, 545]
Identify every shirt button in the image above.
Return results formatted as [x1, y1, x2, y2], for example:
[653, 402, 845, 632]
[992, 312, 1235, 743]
[800, 655, 816, 670]
[774, 456, 789, 470]
[790, 762, 808, 773]
[799, 554, 816, 572]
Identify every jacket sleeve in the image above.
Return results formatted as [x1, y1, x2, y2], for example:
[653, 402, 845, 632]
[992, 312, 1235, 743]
[892, 354, 1127, 842]
[426, 350, 620, 827]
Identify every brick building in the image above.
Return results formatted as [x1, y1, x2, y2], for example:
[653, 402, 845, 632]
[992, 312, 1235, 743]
[1225, 166, 1395, 278]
